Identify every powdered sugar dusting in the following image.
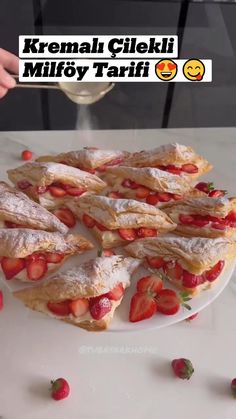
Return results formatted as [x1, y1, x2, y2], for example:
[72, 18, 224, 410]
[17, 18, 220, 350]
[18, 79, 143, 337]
[57, 148, 129, 168]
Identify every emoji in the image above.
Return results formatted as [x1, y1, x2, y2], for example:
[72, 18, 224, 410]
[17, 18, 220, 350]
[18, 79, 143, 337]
[155, 59, 177, 81]
[183, 59, 205, 81]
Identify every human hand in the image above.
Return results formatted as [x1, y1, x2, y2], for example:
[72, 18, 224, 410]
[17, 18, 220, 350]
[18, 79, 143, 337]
[0, 48, 19, 99]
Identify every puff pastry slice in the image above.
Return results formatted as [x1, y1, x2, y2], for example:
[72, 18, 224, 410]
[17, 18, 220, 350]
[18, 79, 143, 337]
[0, 181, 68, 233]
[7, 162, 106, 210]
[36, 147, 129, 174]
[125, 236, 236, 294]
[0, 228, 93, 282]
[123, 143, 212, 179]
[69, 194, 177, 248]
[14, 255, 141, 331]
[103, 166, 204, 208]
[163, 196, 236, 238]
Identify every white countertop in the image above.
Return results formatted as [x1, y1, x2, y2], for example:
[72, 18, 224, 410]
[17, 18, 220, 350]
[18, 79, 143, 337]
[0, 128, 236, 419]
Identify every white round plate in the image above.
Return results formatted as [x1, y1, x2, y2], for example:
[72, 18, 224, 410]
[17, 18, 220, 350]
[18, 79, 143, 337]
[1, 136, 235, 332]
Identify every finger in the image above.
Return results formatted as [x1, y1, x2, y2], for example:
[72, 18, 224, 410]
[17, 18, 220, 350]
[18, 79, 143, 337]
[0, 64, 16, 89]
[0, 85, 8, 99]
[0, 48, 19, 74]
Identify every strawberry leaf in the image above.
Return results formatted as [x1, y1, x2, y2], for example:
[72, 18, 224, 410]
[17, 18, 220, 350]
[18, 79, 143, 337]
[182, 303, 191, 311]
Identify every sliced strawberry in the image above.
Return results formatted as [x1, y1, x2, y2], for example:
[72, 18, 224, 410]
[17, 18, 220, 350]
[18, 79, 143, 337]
[195, 182, 214, 193]
[191, 216, 209, 227]
[146, 256, 165, 269]
[69, 298, 89, 317]
[45, 253, 64, 263]
[54, 208, 76, 228]
[95, 221, 107, 231]
[179, 214, 195, 225]
[211, 222, 227, 230]
[49, 186, 66, 197]
[4, 221, 20, 228]
[129, 292, 157, 322]
[25, 253, 46, 264]
[165, 164, 182, 175]
[66, 187, 86, 197]
[104, 283, 125, 301]
[1, 257, 25, 280]
[173, 194, 184, 201]
[107, 191, 122, 199]
[135, 187, 151, 199]
[118, 228, 136, 241]
[182, 271, 203, 288]
[136, 228, 157, 238]
[47, 300, 71, 316]
[0, 290, 3, 311]
[157, 192, 172, 202]
[89, 296, 112, 320]
[204, 260, 225, 282]
[205, 215, 221, 222]
[226, 211, 236, 222]
[156, 289, 180, 315]
[129, 181, 140, 189]
[146, 194, 159, 205]
[164, 261, 183, 281]
[137, 275, 163, 294]
[209, 189, 226, 198]
[101, 249, 115, 257]
[27, 259, 48, 281]
[106, 157, 124, 166]
[181, 164, 198, 174]
[37, 186, 48, 194]
[122, 179, 133, 188]
[82, 213, 95, 228]
[17, 180, 32, 190]
[96, 165, 108, 172]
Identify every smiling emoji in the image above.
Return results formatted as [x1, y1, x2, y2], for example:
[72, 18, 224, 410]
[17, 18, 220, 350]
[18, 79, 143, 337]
[183, 59, 205, 81]
[155, 59, 177, 81]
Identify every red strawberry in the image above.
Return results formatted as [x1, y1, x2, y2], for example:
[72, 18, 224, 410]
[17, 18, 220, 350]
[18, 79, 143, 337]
[27, 259, 47, 281]
[137, 228, 157, 238]
[204, 260, 225, 282]
[21, 149, 33, 161]
[195, 182, 214, 193]
[69, 298, 89, 317]
[118, 228, 136, 241]
[130, 181, 140, 189]
[186, 312, 198, 321]
[171, 358, 194, 380]
[129, 292, 157, 322]
[47, 300, 71, 316]
[173, 194, 184, 201]
[146, 256, 165, 269]
[191, 217, 209, 227]
[104, 283, 124, 301]
[66, 187, 86, 197]
[137, 275, 163, 294]
[25, 253, 46, 264]
[51, 378, 70, 401]
[164, 261, 183, 281]
[89, 296, 112, 320]
[95, 221, 107, 231]
[211, 222, 226, 230]
[0, 290, 3, 311]
[226, 211, 236, 222]
[156, 289, 180, 315]
[165, 164, 182, 175]
[17, 180, 32, 190]
[49, 186, 66, 197]
[4, 221, 20, 228]
[179, 214, 195, 225]
[135, 187, 150, 199]
[45, 253, 64, 264]
[209, 189, 226, 198]
[107, 191, 122, 199]
[182, 271, 203, 288]
[82, 213, 95, 228]
[181, 164, 198, 174]
[1, 257, 25, 280]
[54, 208, 76, 228]
[231, 378, 236, 398]
[157, 192, 172, 202]
[106, 157, 124, 166]
[146, 194, 159, 205]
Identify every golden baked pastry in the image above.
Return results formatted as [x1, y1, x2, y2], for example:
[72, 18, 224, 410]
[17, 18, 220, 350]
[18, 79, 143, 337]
[7, 162, 106, 210]
[69, 194, 177, 248]
[0, 181, 68, 233]
[0, 228, 93, 282]
[123, 143, 212, 179]
[125, 236, 236, 294]
[14, 255, 141, 331]
[163, 196, 236, 238]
